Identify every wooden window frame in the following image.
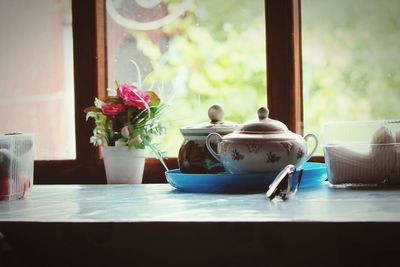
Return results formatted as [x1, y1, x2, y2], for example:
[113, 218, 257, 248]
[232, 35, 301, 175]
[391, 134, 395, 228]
[266, 0, 323, 164]
[34, 0, 320, 184]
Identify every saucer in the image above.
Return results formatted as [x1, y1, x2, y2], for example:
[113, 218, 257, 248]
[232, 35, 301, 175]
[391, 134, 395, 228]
[165, 162, 327, 193]
[297, 162, 328, 188]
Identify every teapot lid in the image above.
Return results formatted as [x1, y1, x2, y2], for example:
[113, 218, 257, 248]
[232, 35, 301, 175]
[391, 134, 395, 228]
[237, 107, 288, 134]
[180, 105, 239, 136]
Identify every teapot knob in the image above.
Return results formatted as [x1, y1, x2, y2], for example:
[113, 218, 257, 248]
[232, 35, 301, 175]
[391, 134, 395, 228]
[208, 104, 224, 123]
[257, 107, 269, 120]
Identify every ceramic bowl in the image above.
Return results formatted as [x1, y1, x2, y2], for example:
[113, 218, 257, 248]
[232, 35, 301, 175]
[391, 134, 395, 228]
[178, 105, 239, 174]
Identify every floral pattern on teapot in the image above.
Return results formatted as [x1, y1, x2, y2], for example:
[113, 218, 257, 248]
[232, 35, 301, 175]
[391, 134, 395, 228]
[231, 149, 244, 161]
[266, 152, 281, 163]
[247, 144, 262, 153]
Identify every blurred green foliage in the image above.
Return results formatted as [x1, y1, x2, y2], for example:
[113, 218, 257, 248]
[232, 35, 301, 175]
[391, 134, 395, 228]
[130, 0, 266, 156]
[114, 0, 400, 158]
[302, 0, 400, 154]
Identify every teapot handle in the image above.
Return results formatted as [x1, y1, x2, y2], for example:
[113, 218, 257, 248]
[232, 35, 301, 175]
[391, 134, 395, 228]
[304, 133, 318, 161]
[206, 132, 223, 162]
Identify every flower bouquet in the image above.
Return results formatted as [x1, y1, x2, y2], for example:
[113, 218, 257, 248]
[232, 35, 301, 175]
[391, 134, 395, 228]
[84, 63, 167, 182]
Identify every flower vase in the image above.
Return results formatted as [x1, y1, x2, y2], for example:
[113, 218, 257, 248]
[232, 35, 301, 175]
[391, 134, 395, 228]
[102, 146, 146, 184]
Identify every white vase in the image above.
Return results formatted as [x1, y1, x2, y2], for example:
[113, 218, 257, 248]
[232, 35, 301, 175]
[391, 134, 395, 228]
[102, 146, 146, 184]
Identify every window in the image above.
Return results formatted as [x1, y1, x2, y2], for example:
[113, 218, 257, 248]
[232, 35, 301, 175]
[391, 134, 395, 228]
[302, 0, 400, 154]
[105, 0, 267, 156]
[34, 1, 106, 183]
[29, 0, 397, 182]
[0, 0, 75, 160]
[31, 0, 301, 183]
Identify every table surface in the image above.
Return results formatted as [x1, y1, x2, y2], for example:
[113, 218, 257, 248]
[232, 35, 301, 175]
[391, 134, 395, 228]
[1, 183, 400, 223]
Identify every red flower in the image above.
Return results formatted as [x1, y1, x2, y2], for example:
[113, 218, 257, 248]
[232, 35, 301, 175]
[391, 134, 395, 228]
[101, 103, 125, 116]
[117, 83, 150, 110]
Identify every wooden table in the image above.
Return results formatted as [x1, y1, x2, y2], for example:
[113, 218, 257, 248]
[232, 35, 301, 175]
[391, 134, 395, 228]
[1, 184, 400, 266]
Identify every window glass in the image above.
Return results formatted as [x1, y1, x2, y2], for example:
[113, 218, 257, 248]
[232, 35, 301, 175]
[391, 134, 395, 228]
[106, 0, 266, 156]
[0, 0, 75, 160]
[302, 0, 400, 154]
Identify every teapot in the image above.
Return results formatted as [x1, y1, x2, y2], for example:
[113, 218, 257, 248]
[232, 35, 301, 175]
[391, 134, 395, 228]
[178, 105, 239, 173]
[205, 107, 318, 174]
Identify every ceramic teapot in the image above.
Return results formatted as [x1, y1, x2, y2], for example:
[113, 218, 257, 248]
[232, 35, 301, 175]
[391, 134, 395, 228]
[205, 107, 318, 174]
[178, 105, 239, 173]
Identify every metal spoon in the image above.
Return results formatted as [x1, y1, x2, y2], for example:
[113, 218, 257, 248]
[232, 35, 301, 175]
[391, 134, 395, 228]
[266, 165, 303, 201]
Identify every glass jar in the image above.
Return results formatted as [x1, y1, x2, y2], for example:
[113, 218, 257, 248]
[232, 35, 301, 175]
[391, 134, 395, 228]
[178, 105, 239, 173]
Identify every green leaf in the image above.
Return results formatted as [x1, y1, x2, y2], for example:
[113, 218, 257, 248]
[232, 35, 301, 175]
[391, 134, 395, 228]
[86, 111, 99, 121]
[94, 98, 104, 109]
[130, 60, 143, 88]
[114, 80, 120, 88]
[101, 96, 122, 103]
[145, 91, 161, 107]
[107, 88, 117, 96]
[115, 138, 128, 147]
[142, 139, 168, 171]
[84, 106, 100, 113]
[90, 136, 103, 146]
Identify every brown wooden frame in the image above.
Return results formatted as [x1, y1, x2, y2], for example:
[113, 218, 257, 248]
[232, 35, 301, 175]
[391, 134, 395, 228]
[34, 0, 319, 184]
[266, 0, 302, 133]
[266, 0, 323, 163]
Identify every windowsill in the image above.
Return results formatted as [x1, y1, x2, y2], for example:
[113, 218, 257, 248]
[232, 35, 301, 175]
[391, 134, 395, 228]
[1, 183, 400, 222]
[1, 183, 400, 265]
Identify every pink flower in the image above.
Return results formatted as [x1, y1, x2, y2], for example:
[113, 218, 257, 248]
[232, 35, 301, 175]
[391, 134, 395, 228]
[101, 103, 125, 116]
[117, 83, 150, 109]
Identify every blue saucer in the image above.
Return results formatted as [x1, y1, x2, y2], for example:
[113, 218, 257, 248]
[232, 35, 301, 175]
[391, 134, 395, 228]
[165, 162, 327, 193]
[297, 162, 328, 188]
